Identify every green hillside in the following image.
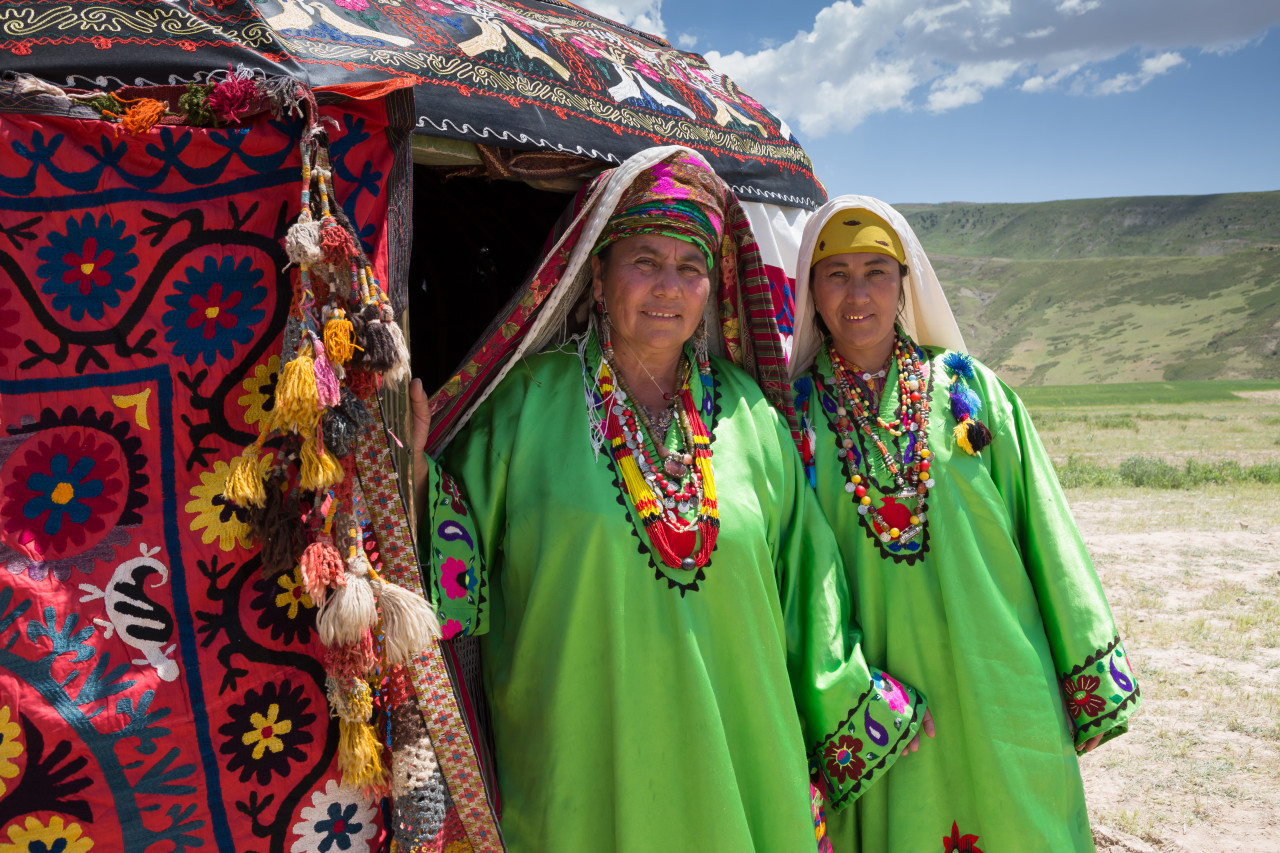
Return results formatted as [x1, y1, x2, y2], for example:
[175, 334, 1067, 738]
[899, 192, 1280, 259]
[898, 191, 1280, 384]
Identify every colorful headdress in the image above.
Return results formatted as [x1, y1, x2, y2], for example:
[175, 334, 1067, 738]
[592, 150, 727, 270]
[426, 146, 795, 454]
[811, 208, 906, 266]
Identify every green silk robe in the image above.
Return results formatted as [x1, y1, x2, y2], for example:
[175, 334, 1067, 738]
[419, 344, 926, 852]
[794, 346, 1140, 853]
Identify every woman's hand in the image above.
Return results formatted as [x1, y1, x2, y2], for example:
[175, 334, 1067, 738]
[1079, 733, 1104, 754]
[410, 378, 432, 523]
[902, 707, 936, 755]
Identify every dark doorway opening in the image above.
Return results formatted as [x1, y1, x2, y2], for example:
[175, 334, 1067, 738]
[407, 165, 572, 394]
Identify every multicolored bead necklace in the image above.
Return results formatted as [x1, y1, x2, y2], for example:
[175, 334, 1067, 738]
[599, 356, 719, 570]
[827, 332, 935, 552]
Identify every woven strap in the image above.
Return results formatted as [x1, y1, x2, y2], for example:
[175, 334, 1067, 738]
[356, 392, 504, 851]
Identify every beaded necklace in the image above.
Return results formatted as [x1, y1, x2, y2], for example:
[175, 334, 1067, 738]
[826, 332, 936, 555]
[599, 356, 719, 570]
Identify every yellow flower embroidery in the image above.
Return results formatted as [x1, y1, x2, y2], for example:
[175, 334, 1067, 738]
[0, 815, 93, 853]
[242, 703, 292, 760]
[186, 454, 265, 551]
[0, 706, 22, 798]
[274, 567, 315, 620]
[238, 355, 280, 429]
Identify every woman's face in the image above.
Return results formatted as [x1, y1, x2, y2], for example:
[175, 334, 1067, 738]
[592, 234, 711, 366]
[811, 251, 902, 368]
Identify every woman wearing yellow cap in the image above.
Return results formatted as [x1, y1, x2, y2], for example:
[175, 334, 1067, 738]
[787, 196, 1140, 851]
[405, 160, 930, 851]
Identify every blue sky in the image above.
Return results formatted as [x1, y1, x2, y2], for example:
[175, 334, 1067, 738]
[578, 0, 1280, 204]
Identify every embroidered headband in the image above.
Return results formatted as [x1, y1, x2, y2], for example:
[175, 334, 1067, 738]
[592, 151, 727, 270]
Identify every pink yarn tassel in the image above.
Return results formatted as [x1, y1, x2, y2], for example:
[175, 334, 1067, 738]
[312, 336, 341, 408]
[299, 541, 346, 603]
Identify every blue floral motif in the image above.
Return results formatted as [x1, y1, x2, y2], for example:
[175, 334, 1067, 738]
[23, 453, 105, 536]
[162, 255, 267, 365]
[35, 212, 139, 321]
[312, 801, 365, 852]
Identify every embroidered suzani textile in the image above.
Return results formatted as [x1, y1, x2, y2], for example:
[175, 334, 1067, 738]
[0, 0, 824, 208]
[0, 84, 494, 852]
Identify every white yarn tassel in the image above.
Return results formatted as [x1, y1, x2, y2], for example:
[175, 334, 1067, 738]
[372, 577, 440, 665]
[316, 550, 378, 647]
[285, 215, 324, 267]
[380, 305, 411, 384]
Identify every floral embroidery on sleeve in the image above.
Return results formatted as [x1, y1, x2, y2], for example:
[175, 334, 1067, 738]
[1059, 636, 1140, 749]
[421, 464, 487, 638]
[809, 668, 926, 809]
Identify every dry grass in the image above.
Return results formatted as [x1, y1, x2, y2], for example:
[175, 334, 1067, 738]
[1053, 387, 1280, 850]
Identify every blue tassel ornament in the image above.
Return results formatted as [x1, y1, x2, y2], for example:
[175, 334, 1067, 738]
[942, 351, 976, 381]
[944, 353, 991, 455]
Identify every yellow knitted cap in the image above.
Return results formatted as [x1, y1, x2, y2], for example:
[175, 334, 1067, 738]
[812, 208, 906, 265]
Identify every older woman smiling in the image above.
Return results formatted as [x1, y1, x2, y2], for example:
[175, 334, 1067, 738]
[408, 152, 928, 851]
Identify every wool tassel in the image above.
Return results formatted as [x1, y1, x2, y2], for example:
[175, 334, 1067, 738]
[299, 438, 343, 492]
[356, 303, 396, 373]
[120, 98, 167, 134]
[300, 541, 347, 603]
[275, 348, 320, 433]
[324, 630, 378, 678]
[377, 304, 411, 384]
[323, 308, 358, 364]
[207, 69, 257, 123]
[223, 445, 267, 508]
[965, 419, 993, 453]
[284, 216, 324, 267]
[327, 675, 374, 721]
[14, 75, 67, 99]
[316, 570, 378, 647]
[319, 219, 355, 265]
[948, 384, 982, 422]
[178, 82, 215, 126]
[337, 717, 387, 794]
[250, 475, 307, 576]
[311, 337, 342, 408]
[953, 420, 976, 455]
[942, 351, 977, 381]
[371, 574, 440, 665]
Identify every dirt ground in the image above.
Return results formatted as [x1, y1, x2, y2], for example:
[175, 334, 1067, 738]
[1069, 485, 1280, 852]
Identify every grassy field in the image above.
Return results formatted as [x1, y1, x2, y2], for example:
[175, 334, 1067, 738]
[1028, 381, 1280, 850]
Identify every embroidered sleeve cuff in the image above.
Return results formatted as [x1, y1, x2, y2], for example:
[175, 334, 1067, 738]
[809, 669, 926, 811]
[421, 461, 487, 639]
[1061, 636, 1141, 752]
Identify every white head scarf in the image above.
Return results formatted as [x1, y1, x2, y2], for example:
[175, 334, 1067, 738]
[789, 195, 966, 379]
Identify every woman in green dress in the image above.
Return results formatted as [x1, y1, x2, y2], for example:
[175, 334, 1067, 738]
[406, 153, 929, 851]
[787, 196, 1140, 852]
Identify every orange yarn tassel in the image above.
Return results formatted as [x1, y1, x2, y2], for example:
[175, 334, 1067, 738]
[120, 98, 166, 134]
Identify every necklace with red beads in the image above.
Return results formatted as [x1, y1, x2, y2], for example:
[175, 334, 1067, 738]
[826, 331, 935, 558]
[599, 354, 719, 571]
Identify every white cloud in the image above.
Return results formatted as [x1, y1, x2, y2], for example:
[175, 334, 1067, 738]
[697, 0, 1280, 137]
[926, 59, 1021, 111]
[1056, 0, 1101, 16]
[1095, 50, 1185, 94]
[676, 32, 698, 49]
[575, 0, 666, 38]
